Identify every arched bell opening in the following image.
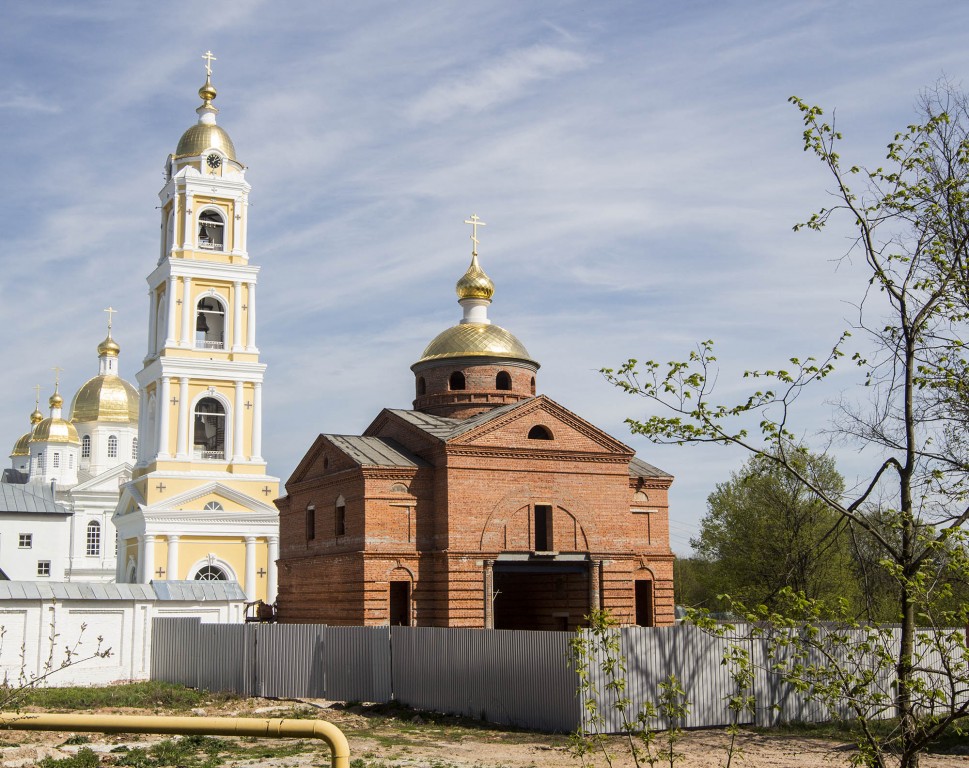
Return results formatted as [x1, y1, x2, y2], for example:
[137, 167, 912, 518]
[197, 209, 225, 251]
[193, 396, 227, 460]
[196, 296, 226, 350]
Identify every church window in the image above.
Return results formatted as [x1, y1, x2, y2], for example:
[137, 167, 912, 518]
[197, 209, 225, 251]
[37, 561, 51, 578]
[132, 437, 138, 459]
[107, 435, 118, 458]
[195, 565, 228, 581]
[204, 501, 224, 511]
[195, 296, 226, 350]
[528, 425, 553, 440]
[18, 534, 32, 549]
[390, 483, 408, 493]
[193, 397, 227, 460]
[449, 371, 466, 391]
[86, 521, 101, 557]
[416, 377, 426, 396]
[530, 376, 536, 395]
[335, 497, 346, 537]
[52, 452, 60, 468]
[306, 505, 316, 541]
[81, 435, 91, 458]
[68, 454, 74, 469]
[496, 371, 512, 390]
[534, 505, 553, 551]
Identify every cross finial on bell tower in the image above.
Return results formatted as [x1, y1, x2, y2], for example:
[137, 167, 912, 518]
[104, 306, 117, 336]
[464, 214, 486, 257]
[202, 50, 217, 78]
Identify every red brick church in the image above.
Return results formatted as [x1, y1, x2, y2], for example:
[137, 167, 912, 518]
[275, 220, 675, 628]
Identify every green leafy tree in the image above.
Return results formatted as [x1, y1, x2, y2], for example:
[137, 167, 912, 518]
[691, 450, 853, 612]
[603, 85, 969, 767]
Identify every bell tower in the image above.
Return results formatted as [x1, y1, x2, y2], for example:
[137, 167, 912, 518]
[114, 53, 279, 603]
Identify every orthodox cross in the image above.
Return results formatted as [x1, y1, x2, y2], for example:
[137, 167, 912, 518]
[244, 401, 252, 410]
[202, 50, 217, 77]
[51, 366, 63, 390]
[156, 482, 167, 493]
[170, 396, 179, 406]
[262, 486, 273, 496]
[104, 306, 117, 334]
[155, 567, 166, 578]
[257, 568, 266, 578]
[33, 384, 41, 409]
[464, 214, 486, 256]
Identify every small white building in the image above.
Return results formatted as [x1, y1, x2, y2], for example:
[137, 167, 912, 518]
[0, 484, 72, 580]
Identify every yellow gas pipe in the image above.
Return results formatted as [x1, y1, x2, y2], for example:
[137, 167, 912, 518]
[0, 712, 350, 768]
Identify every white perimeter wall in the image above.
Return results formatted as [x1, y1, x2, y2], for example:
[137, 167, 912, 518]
[0, 597, 243, 687]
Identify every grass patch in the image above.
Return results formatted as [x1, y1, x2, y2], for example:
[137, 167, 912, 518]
[39, 747, 100, 768]
[16, 682, 242, 711]
[762, 718, 968, 755]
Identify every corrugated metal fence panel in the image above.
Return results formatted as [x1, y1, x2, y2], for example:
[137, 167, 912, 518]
[150, 617, 200, 687]
[196, 624, 250, 694]
[323, 626, 392, 703]
[481, 628, 578, 732]
[252, 623, 325, 698]
[392, 627, 472, 715]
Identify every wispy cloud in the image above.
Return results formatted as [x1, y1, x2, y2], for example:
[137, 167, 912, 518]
[407, 44, 590, 123]
[0, 91, 61, 114]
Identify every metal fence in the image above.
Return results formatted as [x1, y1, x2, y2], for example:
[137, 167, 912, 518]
[151, 619, 967, 733]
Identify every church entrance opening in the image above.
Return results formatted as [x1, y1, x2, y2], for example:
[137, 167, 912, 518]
[635, 579, 654, 626]
[389, 581, 410, 626]
[492, 561, 589, 631]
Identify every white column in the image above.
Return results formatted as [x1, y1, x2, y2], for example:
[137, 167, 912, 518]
[232, 380, 245, 462]
[267, 535, 279, 603]
[146, 289, 157, 357]
[166, 535, 180, 580]
[141, 535, 156, 584]
[232, 197, 242, 254]
[246, 282, 256, 350]
[251, 382, 263, 461]
[232, 280, 243, 351]
[176, 377, 190, 459]
[244, 536, 257, 601]
[158, 377, 171, 458]
[182, 194, 193, 249]
[241, 198, 249, 253]
[136, 387, 147, 462]
[165, 278, 177, 347]
[180, 276, 192, 347]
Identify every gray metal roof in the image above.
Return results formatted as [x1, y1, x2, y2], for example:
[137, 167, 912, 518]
[629, 457, 672, 479]
[151, 580, 247, 601]
[385, 399, 528, 441]
[325, 435, 430, 468]
[0, 581, 246, 602]
[0, 482, 71, 515]
[0, 582, 155, 600]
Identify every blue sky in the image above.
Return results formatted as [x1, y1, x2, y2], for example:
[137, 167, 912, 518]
[2, 1, 968, 554]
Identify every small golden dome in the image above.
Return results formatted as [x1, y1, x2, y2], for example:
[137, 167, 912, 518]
[30, 409, 43, 425]
[70, 375, 139, 424]
[49, 391, 63, 409]
[415, 323, 538, 366]
[31, 417, 80, 445]
[199, 79, 217, 104]
[175, 123, 237, 161]
[456, 254, 495, 301]
[98, 335, 121, 358]
[11, 431, 31, 457]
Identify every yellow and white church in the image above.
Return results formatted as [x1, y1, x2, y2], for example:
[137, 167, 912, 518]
[113, 59, 279, 603]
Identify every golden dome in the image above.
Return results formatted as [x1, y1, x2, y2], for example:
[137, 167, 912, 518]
[49, 391, 63, 409]
[31, 417, 80, 445]
[30, 408, 43, 425]
[98, 334, 120, 357]
[175, 123, 237, 161]
[70, 375, 139, 424]
[11, 431, 31, 457]
[456, 254, 494, 300]
[415, 323, 537, 366]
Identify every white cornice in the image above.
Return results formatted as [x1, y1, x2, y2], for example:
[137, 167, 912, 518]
[136, 357, 266, 385]
[146, 259, 260, 288]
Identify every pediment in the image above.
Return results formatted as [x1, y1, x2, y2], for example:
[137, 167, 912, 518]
[285, 434, 330, 486]
[72, 463, 133, 494]
[146, 481, 277, 515]
[448, 396, 633, 456]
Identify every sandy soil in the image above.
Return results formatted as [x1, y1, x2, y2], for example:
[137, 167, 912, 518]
[0, 698, 966, 768]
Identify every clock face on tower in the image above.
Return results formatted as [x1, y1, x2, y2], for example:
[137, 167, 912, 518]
[206, 153, 222, 169]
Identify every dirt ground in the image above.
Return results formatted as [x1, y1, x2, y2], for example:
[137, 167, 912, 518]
[1, 697, 967, 768]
